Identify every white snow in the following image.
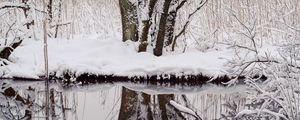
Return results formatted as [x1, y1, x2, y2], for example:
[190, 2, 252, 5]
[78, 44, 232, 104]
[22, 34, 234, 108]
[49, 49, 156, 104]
[236, 109, 288, 120]
[125, 83, 249, 95]
[0, 34, 232, 79]
[170, 100, 197, 116]
[0, 2, 26, 9]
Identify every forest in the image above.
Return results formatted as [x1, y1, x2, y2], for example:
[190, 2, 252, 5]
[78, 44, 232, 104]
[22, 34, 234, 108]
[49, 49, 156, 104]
[0, 0, 300, 119]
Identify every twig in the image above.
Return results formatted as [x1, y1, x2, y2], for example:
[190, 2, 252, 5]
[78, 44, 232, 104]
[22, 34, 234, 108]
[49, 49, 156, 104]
[171, 0, 207, 51]
[176, 0, 187, 11]
[188, 0, 207, 19]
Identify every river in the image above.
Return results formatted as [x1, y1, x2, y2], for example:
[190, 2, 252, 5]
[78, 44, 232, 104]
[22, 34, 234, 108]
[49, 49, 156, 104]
[0, 79, 247, 120]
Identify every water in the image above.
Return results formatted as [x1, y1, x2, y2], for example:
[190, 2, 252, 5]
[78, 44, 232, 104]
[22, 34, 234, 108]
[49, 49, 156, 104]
[0, 80, 247, 120]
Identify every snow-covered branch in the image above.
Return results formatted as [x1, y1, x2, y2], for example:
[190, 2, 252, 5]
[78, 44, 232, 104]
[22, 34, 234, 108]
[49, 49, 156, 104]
[0, 2, 27, 10]
[170, 100, 202, 120]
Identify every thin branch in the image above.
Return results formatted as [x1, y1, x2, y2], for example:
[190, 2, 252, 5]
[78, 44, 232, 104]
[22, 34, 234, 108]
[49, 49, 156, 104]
[188, 0, 207, 19]
[171, 0, 207, 51]
[0, 4, 28, 10]
[230, 44, 257, 53]
[231, 12, 258, 54]
[176, 0, 187, 11]
[50, 22, 71, 29]
[33, 8, 47, 14]
[280, 21, 300, 32]
[237, 60, 300, 78]
[231, 13, 252, 35]
[0, 2, 46, 14]
[4, 22, 16, 45]
[172, 21, 189, 51]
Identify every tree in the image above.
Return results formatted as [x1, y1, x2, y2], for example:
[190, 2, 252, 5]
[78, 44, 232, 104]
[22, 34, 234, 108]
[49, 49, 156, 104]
[0, 0, 63, 65]
[119, 0, 207, 56]
[153, 0, 172, 56]
[119, 0, 139, 42]
[118, 87, 152, 119]
[0, 0, 33, 64]
[224, 4, 300, 119]
[118, 86, 187, 119]
[138, 0, 158, 52]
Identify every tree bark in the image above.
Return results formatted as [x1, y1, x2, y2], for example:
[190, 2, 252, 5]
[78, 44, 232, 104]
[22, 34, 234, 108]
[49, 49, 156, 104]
[157, 94, 174, 120]
[119, 0, 139, 42]
[47, 0, 53, 22]
[50, 88, 56, 119]
[165, 0, 178, 47]
[138, 0, 158, 52]
[154, 0, 172, 56]
[54, 0, 63, 38]
[118, 87, 153, 120]
[21, 0, 33, 29]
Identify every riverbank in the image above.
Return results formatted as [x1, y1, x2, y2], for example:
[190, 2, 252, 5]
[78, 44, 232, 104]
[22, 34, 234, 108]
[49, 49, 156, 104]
[1, 34, 233, 83]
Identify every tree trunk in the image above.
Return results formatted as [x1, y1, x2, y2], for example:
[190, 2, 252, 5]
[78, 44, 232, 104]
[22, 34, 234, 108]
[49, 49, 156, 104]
[0, 40, 23, 61]
[119, 0, 139, 42]
[165, 0, 178, 47]
[118, 87, 153, 120]
[47, 0, 53, 22]
[157, 94, 185, 120]
[22, 0, 33, 29]
[54, 0, 63, 38]
[154, 0, 172, 56]
[138, 0, 158, 52]
[50, 88, 56, 119]
[157, 94, 174, 120]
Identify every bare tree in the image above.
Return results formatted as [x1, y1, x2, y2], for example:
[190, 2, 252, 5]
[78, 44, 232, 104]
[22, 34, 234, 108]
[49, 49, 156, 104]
[223, 2, 300, 119]
[153, 0, 172, 56]
[119, 0, 139, 42]
[138, 0, 158, 52]
[119, 0, 207, 56]
[0, 0, 35, 63]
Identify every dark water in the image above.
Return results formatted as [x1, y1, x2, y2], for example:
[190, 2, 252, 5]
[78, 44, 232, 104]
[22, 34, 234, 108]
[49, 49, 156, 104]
[0, 80, 247, 120]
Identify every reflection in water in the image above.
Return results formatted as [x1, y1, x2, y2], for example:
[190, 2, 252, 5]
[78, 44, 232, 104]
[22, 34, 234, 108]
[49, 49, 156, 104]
[0, 80, 246, 120]
[118, 87, 185, 120]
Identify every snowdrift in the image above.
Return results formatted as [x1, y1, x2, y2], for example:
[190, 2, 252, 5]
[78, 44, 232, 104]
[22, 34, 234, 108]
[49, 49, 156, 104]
[1, 34, 232, 83]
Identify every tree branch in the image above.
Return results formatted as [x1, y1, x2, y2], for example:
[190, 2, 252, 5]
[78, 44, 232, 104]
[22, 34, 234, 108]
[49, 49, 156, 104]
[188, 0, 207, 19]
[0, 4, 28, 10]
[176, 0, 187, 11]
[171, 0, 207, 51]
[172, 21, 189, 51]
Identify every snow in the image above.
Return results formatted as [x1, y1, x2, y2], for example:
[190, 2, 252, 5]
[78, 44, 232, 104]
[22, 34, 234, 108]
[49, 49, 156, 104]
[0, 34, 232, 79]
[236, 109, 288, 120]
[0, 2, 26, 9]
[125, 83, 249, 95]
[170, 100, 197, 116]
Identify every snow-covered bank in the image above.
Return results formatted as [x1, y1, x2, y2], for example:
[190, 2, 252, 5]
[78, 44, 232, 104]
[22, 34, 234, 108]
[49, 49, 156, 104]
[1, 34, 232, 80]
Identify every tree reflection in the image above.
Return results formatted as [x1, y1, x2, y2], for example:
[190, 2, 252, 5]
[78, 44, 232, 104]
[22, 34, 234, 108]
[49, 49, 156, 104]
[0, 82, 34, 120]
[119, 86, 191, 120]
[0, 82, 246, 120]
[0, 82, 71, 120]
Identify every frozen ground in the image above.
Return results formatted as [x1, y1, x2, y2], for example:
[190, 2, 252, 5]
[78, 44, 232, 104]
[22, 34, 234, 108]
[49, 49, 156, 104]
[1, 34, 234, 79]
